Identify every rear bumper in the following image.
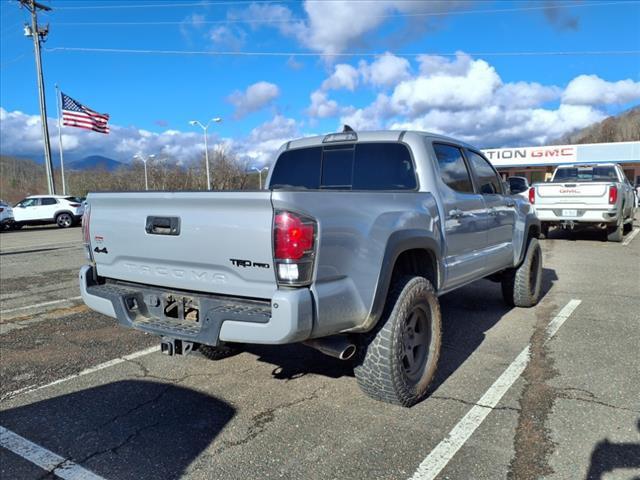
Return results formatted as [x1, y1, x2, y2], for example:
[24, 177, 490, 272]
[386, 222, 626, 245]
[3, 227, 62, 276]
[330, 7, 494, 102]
[535, 206, 620, 224]
[79, 265, 313, 346]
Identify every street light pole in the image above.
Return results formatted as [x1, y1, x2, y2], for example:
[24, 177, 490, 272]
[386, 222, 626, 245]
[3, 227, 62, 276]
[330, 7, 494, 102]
[252, 166, 269, 189]
[189, 117, 222, 190]
[134, 154, 155, 190]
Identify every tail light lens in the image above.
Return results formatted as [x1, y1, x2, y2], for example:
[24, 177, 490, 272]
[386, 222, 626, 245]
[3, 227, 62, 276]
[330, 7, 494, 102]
[82, 203, 94, 263]
[528, 187, 535, 204]
[69, 203, 81, 207]
[273, 211, 316, 286]
[608, 186, 618, 204]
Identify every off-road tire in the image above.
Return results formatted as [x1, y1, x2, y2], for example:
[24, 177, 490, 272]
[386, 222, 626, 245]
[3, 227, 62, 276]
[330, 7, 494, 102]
[56, 212, 73, 228]
[606, 220, 623, 242]
[12, 222, 23, 230]
[623, 218, 633, 234]
[353, 276, 441, 407]
[198, 342, 241, 360]
[501, 238, 543, 308]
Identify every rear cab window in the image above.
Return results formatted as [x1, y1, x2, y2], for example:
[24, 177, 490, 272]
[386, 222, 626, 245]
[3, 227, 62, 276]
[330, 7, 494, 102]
[553, 166, 619, 182]
[270, 142, 417, 191]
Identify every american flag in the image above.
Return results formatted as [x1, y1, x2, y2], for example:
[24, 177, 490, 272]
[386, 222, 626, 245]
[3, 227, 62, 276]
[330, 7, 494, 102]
[61, 92, 110, 134]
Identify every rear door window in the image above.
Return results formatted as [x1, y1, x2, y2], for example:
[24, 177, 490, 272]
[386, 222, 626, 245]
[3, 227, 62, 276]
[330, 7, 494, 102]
[433, 143, 474, 193]
[41, 197, 58, 206]
[466, 150, 503, 194]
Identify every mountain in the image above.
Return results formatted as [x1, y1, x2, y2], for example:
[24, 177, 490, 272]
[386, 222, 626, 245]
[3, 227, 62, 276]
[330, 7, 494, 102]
[551, 105, 640, 145]
[68, 155, 123, 171]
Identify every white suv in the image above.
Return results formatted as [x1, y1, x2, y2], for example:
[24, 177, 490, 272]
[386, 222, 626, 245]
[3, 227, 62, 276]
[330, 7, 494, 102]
[13, 195, 85, 229]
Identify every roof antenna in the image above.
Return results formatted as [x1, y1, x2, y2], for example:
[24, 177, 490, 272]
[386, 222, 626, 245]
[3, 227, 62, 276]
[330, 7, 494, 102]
[342, 124, 355, 133]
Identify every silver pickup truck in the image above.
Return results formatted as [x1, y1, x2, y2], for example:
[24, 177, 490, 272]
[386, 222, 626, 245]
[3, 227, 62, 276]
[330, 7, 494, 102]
[80, 129, 542, 406]
[531, 163, 637, 242]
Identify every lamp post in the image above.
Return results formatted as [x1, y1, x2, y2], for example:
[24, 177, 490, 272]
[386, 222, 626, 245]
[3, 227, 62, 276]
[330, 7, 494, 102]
[252, 166, 269, 189]
[134, 153, 155, 190]
[189, 117, 222, 190]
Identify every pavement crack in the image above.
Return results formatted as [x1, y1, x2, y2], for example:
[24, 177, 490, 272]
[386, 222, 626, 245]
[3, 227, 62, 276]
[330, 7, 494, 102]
[558, 387, 640, 414]
[213, 388, 323, 455]
[431, 394, 521, 412]
[508, 305, 559, 480]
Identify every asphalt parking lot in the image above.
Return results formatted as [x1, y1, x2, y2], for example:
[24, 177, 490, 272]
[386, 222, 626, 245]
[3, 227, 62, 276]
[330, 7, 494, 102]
[1, 222, 639, 480]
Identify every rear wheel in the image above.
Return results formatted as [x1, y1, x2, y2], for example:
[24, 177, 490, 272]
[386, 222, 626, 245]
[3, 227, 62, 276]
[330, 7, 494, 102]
[198, 342, 241, 361]
[56, 212, 73, 228]
[354, 276, 441, 407]
[502, 238, 543, 308]
[12, 222, 23, 230]
[606, 220, 623, 242]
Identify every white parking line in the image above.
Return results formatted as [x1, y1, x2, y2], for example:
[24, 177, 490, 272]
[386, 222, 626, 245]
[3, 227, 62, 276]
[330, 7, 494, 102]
[1, 345, 160, 401]
[0, 296, 82, 316]
[0, 426, 105, 480]
[409, 299, 582, 480]
[622, 227, 640, 246]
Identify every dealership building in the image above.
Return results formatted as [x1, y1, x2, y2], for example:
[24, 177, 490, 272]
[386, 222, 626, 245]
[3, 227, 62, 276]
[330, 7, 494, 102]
[482, 141, 640, 185]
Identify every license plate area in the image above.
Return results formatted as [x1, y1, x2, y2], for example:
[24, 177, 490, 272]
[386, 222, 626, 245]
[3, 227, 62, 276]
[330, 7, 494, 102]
[562, 209, 578, 217]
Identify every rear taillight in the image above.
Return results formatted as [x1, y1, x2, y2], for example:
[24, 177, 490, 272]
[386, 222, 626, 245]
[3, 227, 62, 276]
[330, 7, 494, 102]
[69, 203, 81, 207]
[82, 203, 94, 263]
[273, 210, 316, 286]
[608, 186, 618, 204]
[528, 187, 535, 204]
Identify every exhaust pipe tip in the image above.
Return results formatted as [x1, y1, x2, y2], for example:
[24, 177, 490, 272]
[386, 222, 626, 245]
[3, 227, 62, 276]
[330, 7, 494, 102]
[304, 336, 356, 361]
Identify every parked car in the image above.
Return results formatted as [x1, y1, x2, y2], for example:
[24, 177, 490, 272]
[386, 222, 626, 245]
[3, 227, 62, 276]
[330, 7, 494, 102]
[530, 163, 636, 241]
[0, 200, 14, 230]
[80, 129, 542, 407]
[507, 176, 531, 200]
[12, 195, 84, 229]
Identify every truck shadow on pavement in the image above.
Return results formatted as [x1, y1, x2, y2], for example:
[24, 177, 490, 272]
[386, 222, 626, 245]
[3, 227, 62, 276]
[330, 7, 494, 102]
[246, 268, 558, 394]
[585, 419, 640, 480]
[0, 380, 235, 479]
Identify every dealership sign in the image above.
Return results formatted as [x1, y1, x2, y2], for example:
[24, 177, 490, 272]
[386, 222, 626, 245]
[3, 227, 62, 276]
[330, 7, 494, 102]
[482, 145, 577, 167]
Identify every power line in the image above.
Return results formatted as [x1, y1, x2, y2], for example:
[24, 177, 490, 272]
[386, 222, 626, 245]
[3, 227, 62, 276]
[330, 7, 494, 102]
[53, 0, 290, 10]
[43, 47, 640, 57]
[52, 1, 640, 25]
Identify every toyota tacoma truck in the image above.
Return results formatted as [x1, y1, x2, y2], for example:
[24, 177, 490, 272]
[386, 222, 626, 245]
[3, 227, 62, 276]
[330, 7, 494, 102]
[530, 163, 636, 241]
[80, 129, 542, 406]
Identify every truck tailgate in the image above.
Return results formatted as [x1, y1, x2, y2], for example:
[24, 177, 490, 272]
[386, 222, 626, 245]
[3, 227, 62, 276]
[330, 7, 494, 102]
[535, 182, 610, 206]
[87, 191, 277, 299]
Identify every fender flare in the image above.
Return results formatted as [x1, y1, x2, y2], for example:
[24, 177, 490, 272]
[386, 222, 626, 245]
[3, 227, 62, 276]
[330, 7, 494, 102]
[517, 213, 541, 265]
[362, 229, 442, 332]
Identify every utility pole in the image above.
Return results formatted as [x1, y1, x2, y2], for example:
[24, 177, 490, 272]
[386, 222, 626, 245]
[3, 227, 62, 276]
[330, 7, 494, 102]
[21, 0, 56, 194]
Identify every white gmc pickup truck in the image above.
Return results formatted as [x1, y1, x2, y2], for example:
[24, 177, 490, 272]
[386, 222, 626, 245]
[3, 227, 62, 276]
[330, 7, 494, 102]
[531, 163, 636, 241]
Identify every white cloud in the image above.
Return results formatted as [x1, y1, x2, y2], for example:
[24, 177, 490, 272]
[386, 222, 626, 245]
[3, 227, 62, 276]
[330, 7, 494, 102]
[391, 56, 501, 115]
[307, 90, 339, 118]
[321, 64, 359, 91]
[209, 25, 246, 50]
[0, 107, 206, 163]
[494, 82, 562, 108]
[562, 74, 640, 105]
[340, 94, 394, 131]
[242, 114, 301, 165]
[245, 1, 470, 57]
[227, 81, 280, 119]
[359, 53, 411, 88]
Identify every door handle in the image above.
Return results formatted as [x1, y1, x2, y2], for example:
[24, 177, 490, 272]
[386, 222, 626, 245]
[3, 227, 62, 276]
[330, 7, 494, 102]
[448, 208, 464, 219]
[505, 200, 515, 207]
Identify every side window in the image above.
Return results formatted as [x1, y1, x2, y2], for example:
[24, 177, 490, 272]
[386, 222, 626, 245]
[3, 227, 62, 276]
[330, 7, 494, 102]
[352, 143, 416, 190]
[433, 143, 474, 193]
[270, 147, 322, 189]
[19, 198, 39, 207]
[41, 198, 58, 206]
[466, 150, 503, 195]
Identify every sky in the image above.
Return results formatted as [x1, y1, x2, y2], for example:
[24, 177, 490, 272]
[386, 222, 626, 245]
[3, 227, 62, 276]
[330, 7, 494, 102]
[1, 0, 639, 168]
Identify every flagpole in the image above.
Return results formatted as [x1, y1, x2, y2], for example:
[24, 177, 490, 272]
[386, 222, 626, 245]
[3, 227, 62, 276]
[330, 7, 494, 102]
[55, 84, 67, 195]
